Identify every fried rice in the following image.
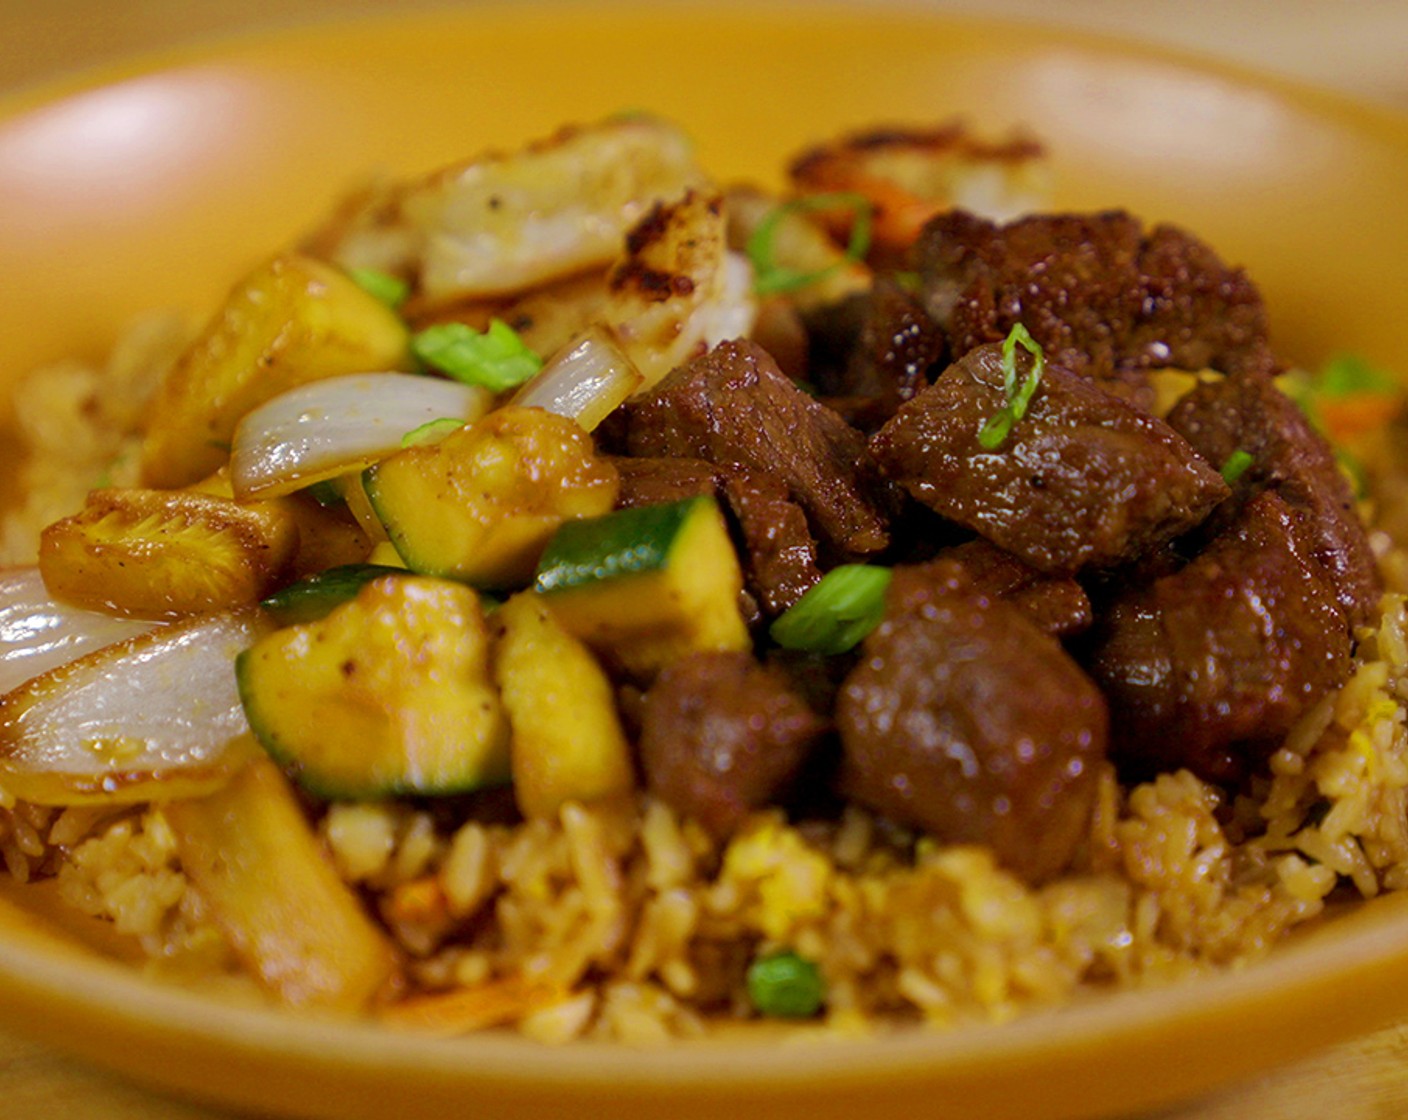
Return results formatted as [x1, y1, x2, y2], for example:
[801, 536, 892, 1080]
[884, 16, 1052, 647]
[3, 115, 1407, 1043]
[3, 340, 1407, 1041]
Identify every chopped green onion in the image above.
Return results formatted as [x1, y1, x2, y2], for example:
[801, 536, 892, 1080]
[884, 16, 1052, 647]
[400, 417, 465, 448]
[977, 324, 1045, 450]
[1219, 448, 1255, 484]
[746, 950, 825, 1019]
[348, 267, 410, 309]
[411, 319, 542, 392]
[769, 564, 891, 656]
[746, 192, 873, 297]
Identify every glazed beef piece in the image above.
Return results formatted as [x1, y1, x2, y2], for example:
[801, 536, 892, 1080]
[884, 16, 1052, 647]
[914, 210, 1277, 391]
[718, 468, 823, 615]
[1166, 374, 1381, 626]
[931, 539, 1092, 637]
[1084, 491, 1353, 785]
[610, 455, 719, 509]
[870, 342, 1229, 573]
[836, 576, 1107, 883]
[814, 278, 946, 432]
[626, 340, 891, 556]
[638, 650, 828, 838]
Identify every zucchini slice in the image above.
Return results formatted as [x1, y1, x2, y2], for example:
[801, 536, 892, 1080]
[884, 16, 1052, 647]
[492, 592, 635, 820]
[363, 406, 618, 588]
[237, 575, 508, 799]
[533, 495, 749, 677]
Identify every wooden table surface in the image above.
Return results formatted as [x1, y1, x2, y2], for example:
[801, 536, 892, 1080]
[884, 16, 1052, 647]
[3, 2, 1408, 1118]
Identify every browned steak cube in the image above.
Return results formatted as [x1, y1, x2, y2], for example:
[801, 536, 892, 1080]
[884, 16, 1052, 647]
[639, 650, 828, 838]
[915, 209, 1277, 388]
[1167, 374, 1381, 626]
[1084, 491, 1353, 784]
[870, 342, 1229, 572]
[626, 340, 891, 556]
[816, 277, 946, 432]
[836, 579, 1107, 883]
[927, 539, 1093, 638]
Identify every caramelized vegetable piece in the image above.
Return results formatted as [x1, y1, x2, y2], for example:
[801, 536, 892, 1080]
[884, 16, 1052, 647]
[39, 488, 300, 619]
[533, 496, 749, 678]
[166, 752, 400, 1011]
[0, 609, 269, 806]
[140, 253, 413, 488]
[237, 576, 509, 799]
[364, 406, 619, 588]
[492, 592, 635, 820]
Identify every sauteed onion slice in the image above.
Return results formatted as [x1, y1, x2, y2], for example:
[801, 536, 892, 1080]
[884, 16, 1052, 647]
[0, 609, 271, 805]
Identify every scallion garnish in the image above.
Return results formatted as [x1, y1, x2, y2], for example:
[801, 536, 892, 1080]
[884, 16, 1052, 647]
[411, 320, 542, 392]
[769, 564, 892, 656]
[1219, 448, 1255, 484]
[348, 267, 411, 310]
[977, 324, 1045, 450]
[745, 950, 825, 1019]
[745, 192, 873, 296]
[400, 417, 465, 448]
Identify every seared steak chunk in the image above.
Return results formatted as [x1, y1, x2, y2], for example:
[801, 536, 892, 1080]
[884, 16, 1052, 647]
[836, 577, 1107, 883]
[639, 650, 827, 838]
[932, 539, 1092, 637]
[1084, 491, 1352, 784]
[610, 455, 719, 509]
[870, 343, 1229, 573]
[718, 468, 823, 615]
[815, 277, 946, 432]
[626, 340, 891, 556]
[915, 210, 1276, 387]
[1167, 374, 1381, 626]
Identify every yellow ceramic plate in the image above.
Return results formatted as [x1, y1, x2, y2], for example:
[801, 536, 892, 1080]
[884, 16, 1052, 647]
[3, 5, 1408, 1119]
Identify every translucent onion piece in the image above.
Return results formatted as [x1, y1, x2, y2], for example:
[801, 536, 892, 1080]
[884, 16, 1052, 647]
[0, 609, 272, 805]
[509, 325, 644, 431]
[229, 372, 494, 500]
[0, 567, 154, 696]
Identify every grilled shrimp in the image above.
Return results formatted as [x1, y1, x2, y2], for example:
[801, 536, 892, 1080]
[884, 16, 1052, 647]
[319, 115, 707, 308]
[789, 123, 1050, 255]
[604, 188, 757, 394]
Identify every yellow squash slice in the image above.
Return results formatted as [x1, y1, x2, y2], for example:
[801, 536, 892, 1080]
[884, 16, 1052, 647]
[492, 591, 634, 820]
[140, 253, 412, 488]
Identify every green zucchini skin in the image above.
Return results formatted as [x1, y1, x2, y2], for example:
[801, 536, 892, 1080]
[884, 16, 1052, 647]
[260, 564, 409, 626]
[534, 498, 700, 593]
